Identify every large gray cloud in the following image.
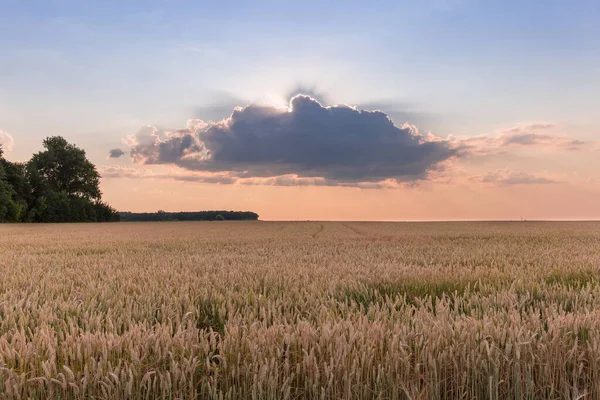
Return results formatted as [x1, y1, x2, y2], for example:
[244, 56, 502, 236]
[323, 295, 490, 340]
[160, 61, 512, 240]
[127, 95, 458, 185]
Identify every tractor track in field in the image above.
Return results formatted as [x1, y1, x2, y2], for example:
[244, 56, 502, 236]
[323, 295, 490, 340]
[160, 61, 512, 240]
[311, 224, 325, 238]
[342, 223, 365, 236]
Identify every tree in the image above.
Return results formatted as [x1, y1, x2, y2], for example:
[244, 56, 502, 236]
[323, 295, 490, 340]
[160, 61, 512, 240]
[0, 176, 16, 222]
[119, 211, 259, 222]
[0, 146, 25, 222]
[1, 157, 31, 221]
[29, 136, 101, 200]
[0, 147, 14, 221]
[1, 138, 119, 223]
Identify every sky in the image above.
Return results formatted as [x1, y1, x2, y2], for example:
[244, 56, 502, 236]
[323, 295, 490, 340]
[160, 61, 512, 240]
[1, 0, 599, 220]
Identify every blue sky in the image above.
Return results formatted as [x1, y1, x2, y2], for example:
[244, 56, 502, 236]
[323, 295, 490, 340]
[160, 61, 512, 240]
[1, 0, 599, 219]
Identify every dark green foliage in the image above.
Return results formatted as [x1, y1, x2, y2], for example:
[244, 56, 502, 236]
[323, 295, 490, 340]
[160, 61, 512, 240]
[194, 297, 227, 335]
[29, 136, 101, 200]
[544, 268, 598, 288]
[0, 169, 21, 222]
[0, 137, 119, 223]
[338, 279, 479, 310]
[0, 146, 26, 222]
[120, 210, 259, 221]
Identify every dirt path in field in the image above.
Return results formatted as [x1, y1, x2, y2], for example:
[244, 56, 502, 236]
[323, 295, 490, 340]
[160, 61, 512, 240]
[342, 223, 364, 236]
[312, 223, 325, 238]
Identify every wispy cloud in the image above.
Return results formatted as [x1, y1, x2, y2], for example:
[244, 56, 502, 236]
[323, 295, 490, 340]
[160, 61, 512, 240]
[100, 166, 237, 184]
[498, 122, 557, 135]
[100, 166, 400, 189]
[470, 169, 556, 186]
[452, 122, 590, 156]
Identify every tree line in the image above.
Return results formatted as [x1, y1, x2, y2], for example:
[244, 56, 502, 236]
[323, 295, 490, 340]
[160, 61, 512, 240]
[0, 136, 119, 222]
[119, 210, 259, 222]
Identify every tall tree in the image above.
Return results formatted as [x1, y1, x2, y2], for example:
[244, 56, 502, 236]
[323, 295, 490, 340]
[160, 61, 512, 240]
[1, 138, 119, 223]
[29, 136, 101, 200]
[0, 146, 23, 222]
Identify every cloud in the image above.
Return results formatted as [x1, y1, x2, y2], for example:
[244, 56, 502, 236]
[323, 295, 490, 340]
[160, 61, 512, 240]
[100, 166, 236, 184]
[108, 148, 125, 158]
[452, 122, 589, 156]
[357, 100, 438, 130]
[501, 133, 553, 146]
[125, 95, 458, 186]
[497, 122, 587, 150]
[238, 175, 399, 189]
[100, 166, 396, 189]
[499, 133, 584, 150]
[130, 130, 204, 164]
[0, 129, 14, 152]
[284, 85, 329, 105]
[470, 170, 556, 186]
[499, 122, 557, 135]
[123, 125, 161, 147]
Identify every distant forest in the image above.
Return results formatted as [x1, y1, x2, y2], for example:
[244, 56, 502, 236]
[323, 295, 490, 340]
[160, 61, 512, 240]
[0, 137, 119, 223]
[120, 211, 259, 222]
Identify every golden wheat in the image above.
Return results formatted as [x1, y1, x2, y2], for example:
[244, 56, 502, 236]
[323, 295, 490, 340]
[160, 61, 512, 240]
[0, 221, 599, 399]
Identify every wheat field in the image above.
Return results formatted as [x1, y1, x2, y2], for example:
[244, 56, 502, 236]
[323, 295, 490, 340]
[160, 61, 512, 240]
[1, 221, 600, 399]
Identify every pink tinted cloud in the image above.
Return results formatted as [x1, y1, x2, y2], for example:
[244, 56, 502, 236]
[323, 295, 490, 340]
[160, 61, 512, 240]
[0, 129, 14, 152]
[498, 122, 557, 135]
[100, 166, 401, 189]
[470, 169, 556, 186]
[451, 122, 590, 156]
[100, 166, 236, 184]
